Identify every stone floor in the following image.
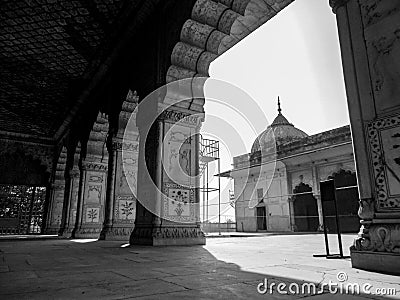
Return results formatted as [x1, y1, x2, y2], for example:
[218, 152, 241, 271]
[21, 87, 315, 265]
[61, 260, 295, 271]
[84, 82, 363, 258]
[0, 234, 399, 299]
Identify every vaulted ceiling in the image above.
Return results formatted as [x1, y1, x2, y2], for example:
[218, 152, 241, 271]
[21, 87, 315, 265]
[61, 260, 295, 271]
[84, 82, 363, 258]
[0, 0, 161, 140]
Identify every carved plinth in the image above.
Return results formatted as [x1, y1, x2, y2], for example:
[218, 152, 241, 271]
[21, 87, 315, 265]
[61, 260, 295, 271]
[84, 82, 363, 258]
[130, 223, 205, 246]
[100, 225, 134, 241]
[61, 228, 73, 238]
[44, 226, 60, 235]
[73, 225, 103, 239]
[351, 223, 400, 275]
[352, 223, 400, 253]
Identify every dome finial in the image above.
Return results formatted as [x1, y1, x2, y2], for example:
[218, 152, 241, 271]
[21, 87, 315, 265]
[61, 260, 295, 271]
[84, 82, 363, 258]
[278, 96, 282, 114]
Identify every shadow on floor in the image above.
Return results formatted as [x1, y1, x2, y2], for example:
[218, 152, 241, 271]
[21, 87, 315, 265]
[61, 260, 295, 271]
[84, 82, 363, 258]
[0, 237, 398, 299]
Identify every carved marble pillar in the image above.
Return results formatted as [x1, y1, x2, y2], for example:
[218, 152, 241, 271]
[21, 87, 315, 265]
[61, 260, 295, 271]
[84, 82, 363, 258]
[101, 91, 139, 240]
[61, 145, 81, 238]
[311, 166, 324, 231]
[45, 147, 67, 235]
[288, 197, 296, 231]
[130, 99, 205, 246]
[314, 195, 324, 231]
[331, 0, 400, 274]
[73, 114, 109, 239]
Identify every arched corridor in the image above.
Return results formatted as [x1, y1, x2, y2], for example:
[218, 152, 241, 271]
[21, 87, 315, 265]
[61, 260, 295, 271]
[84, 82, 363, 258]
[0, 0, 399, 276]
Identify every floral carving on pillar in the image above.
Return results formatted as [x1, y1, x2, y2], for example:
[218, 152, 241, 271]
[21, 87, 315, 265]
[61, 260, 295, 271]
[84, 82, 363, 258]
[101, 91, 139, 240]
[74, 113, 109, 239]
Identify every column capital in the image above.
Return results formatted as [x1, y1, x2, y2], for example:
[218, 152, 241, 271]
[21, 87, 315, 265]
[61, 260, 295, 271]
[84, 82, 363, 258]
[358, 198, 375, 221]
[81, 161, 108, 172]
[329, 0, 350, 14]
[111, 140, 139, 152]
[158, 109, 204, 128]
[67, 168, 80, 178]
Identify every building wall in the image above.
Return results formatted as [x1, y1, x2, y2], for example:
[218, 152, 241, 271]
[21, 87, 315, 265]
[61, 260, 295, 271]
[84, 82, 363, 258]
[289, 159, 356, 193]
[234, 161, 290, 232]
[233, 141, 356, 232]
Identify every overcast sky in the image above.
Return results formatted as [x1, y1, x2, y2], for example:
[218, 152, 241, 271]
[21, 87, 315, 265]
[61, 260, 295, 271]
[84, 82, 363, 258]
[200, 0, 348, 221]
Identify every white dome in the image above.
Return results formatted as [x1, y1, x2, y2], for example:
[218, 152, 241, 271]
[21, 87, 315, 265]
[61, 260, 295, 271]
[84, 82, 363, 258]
[251, 102, 308, 153]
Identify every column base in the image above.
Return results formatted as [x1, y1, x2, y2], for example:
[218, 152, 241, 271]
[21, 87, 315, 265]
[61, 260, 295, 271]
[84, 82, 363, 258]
[350, 223, 400, 275]
[350, 247, 400, 275]
[44, 226, 61, 235]
[100, 225, 134, 241]
[130, 225, 206, 246]
[73, 225, 102, 239]
[61, 227, 74, 238]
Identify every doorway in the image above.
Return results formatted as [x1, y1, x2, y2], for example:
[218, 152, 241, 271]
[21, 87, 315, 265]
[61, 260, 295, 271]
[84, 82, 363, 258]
[325, 170, 359, 233]
[256, 206, 267, 231]
[293, 183, 319, 232]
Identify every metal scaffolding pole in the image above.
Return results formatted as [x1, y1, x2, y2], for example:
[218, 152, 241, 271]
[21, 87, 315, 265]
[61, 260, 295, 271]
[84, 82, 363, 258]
[202, 169, 205, 223]
[206, 163, 209, 223]
[218, 157, 221, 235]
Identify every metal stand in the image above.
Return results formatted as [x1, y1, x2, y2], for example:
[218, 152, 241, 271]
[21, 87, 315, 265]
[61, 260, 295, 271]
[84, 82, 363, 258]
[313, 179, 350, 259]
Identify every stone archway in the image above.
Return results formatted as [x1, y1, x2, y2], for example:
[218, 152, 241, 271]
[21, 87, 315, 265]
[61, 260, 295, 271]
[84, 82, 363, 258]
[130, 0, 347, 246]
[130, 0, 400, 274]
[166, 0, 295, 83]
[45, 147, 68, 234]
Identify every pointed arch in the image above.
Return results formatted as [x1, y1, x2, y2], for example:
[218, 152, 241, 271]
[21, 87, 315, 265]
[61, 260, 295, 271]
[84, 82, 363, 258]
[166, 0, 294, 85]
[45, 146, 68, 234]
[328, 169, 357, 188]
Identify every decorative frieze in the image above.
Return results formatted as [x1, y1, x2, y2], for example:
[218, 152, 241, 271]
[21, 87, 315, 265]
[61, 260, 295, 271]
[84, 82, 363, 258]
[367, 114, 400, 210]
[112, 141, 139, 152]
[152, 227, 205, 240]
[353, 223, 400, 253]
[81, 162, 108, 171]
[132, 226, 205, 241]
[159, 110, 202, 127]
[329, 0, 350, 13]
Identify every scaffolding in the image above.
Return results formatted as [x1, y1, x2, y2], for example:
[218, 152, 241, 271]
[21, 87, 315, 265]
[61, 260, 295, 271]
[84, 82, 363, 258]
[199, 135, 221, 233]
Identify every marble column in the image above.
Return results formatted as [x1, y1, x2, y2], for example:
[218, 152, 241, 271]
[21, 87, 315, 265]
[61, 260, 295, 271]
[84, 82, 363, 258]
[331, 0, 400, 274]
[73, 113, 109, 239]
[314, 195, 324, 232]
[130, 88, 205, 245]
[45, 147, 67, 235]
[101, 91, 139, 240]
[311, 166, 324, 231]
[61, 145, 81, 238]
[288, 197, 297, 231]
